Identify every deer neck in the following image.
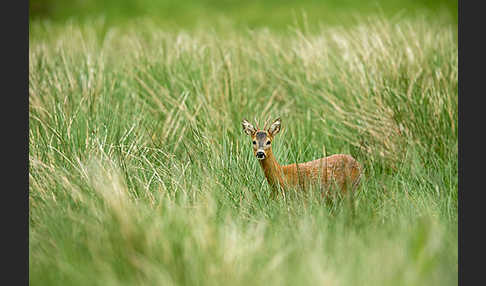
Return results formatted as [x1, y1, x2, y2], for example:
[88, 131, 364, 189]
[258, 149, 284, 190]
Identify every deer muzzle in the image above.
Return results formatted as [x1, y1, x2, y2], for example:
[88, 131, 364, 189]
[256, 150, 266, 160]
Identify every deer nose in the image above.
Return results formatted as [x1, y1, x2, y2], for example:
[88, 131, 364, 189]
[256, 151, 265, 159]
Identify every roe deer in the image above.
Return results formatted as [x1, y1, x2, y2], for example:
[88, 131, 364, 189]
[242, 118, 362, 197]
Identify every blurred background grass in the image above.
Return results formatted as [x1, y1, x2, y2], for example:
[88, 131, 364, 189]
[30, 0, 457, 30]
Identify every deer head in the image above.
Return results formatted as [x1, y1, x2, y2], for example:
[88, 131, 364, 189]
[241, 118, 281, 160]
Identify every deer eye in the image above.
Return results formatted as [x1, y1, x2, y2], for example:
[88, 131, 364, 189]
[252, 141, 256, 145]
[266, 141, 271, 145]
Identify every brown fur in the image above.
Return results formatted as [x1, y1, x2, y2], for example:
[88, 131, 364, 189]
[242, 118, 362, 197]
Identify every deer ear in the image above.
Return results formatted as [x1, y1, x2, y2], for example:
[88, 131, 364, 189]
[268, 118, 281, 136]
[242, 119, 256, 136]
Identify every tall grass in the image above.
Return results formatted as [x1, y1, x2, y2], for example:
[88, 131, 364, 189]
[29, 17, 457, 286]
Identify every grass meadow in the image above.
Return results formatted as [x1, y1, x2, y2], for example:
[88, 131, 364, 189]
[29, 6, 457, 286]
